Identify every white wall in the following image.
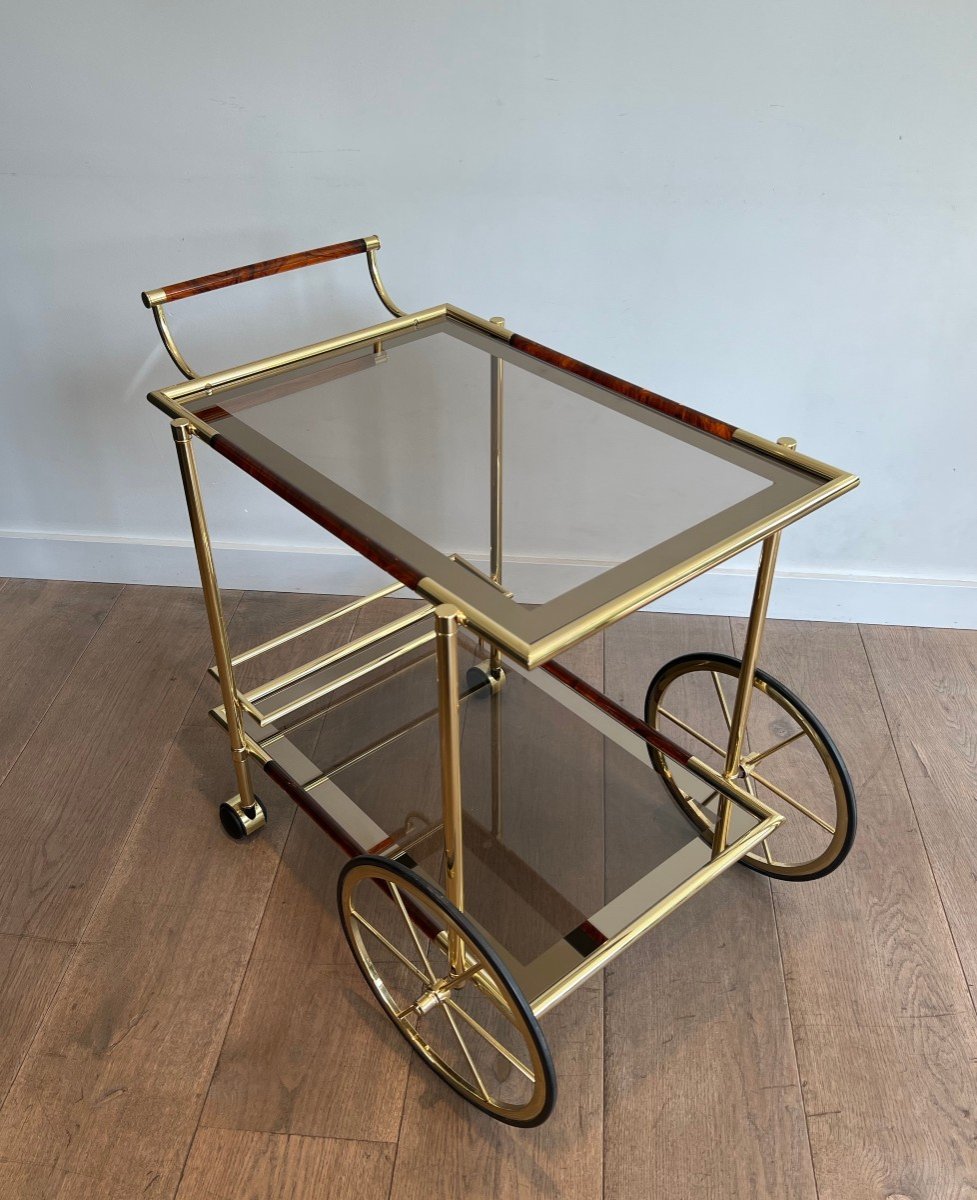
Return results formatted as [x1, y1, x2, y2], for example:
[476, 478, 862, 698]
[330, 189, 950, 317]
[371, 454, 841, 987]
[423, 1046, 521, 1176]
[3, 1, 975, 625]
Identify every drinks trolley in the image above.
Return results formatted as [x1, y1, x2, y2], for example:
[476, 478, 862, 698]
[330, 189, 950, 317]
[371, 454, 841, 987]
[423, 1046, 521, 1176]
[141, 235, 858, 1126]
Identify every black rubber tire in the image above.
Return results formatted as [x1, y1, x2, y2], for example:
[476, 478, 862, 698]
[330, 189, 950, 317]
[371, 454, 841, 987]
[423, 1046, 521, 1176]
[645, 652, 857, 881]
[337, 853, 557, 1127]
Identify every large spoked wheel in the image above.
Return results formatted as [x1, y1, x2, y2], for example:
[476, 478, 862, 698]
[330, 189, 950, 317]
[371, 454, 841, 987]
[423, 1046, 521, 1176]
[645, 652, 856, 880]
[338, 854, 555, 1126]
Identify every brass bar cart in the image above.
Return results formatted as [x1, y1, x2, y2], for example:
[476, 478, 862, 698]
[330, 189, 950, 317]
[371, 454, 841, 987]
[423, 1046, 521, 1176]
[142, 236, 858, 1125]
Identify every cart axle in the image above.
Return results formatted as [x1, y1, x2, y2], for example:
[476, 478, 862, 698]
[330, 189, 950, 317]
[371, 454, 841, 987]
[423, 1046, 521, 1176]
[409, 982, 454, 1017]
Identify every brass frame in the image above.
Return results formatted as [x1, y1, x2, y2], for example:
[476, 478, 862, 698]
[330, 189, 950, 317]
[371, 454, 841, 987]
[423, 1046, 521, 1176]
[712, 529, 781, 855]
[434, 605, 467, 975]
[147, 304, 857, 669]
[145, 238, 856, 1120]
[203, 605, 783, 1015]
[171, 418, 261, 829]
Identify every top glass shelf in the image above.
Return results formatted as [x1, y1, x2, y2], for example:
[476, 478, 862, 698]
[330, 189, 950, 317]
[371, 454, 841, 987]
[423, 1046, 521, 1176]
[152, 307, 856, 666]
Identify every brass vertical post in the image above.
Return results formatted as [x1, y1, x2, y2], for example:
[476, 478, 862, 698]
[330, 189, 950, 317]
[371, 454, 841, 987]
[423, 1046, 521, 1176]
[710, 532, 782, 854]
[488, 317, 506, 838]
[711, 529, 780, 855]
[724, 530, 781, 776]
[490, 691, 504, 842]
[489, 316, 505, 592]
[171, 419, 258, 815]
[713, 436, 796, 855]
[434, 604, 466, 975]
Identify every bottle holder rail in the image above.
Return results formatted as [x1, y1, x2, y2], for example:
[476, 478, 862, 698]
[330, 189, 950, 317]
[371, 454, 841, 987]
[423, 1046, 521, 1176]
[207, 583, 436, 731]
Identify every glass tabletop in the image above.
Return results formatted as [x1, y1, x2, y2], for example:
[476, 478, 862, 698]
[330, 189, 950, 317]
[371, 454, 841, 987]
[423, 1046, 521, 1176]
[243, 628, 768, 1006]
[160, 308, 853, 665]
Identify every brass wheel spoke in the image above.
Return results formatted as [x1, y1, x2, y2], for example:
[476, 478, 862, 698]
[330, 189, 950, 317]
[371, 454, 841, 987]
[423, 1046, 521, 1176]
[375, 887, 497, 1103]
[352, 907, 523, 1096]
[749, 769, 836, 834]
[349, 907, 431, 989]
[743, 729, 806, 767]
[657, 707, 726, 758]
[741, 770, 760, 804]
[344, 863, 549, 1123]
[651, 659, 851, 882]
[389, 882, 439, 985]
[740, 771, 777, 865]
[440, 1004, 492, 1103]
[447, 961, 485, 989]
[711, 671, 733, 729]
[444, 996, 535, 1082]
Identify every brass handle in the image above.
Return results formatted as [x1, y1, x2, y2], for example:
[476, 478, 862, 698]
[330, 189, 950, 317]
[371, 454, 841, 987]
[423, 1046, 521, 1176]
[141, 235, 380, 308]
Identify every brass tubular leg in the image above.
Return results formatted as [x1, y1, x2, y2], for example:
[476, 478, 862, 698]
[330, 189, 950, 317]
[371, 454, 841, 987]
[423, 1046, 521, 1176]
[490, 686, 503, 840]
[434, 605, 466, 975]
[712, 529, 782, 856]
[171, 419, 256, 811]
[725, 531, 781, 774]
[488, 316, 506, 839]
[711, 795, 733, 860]
[489, 316, 505, 592]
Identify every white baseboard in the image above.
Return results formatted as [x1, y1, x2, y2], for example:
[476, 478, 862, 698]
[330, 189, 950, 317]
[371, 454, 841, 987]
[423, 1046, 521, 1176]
[1, 529, 975, 629]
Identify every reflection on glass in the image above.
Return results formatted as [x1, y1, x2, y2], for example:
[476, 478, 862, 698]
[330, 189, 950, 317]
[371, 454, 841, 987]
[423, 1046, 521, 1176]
[284, 635, 763, 982]
[190, 324, 787, 606]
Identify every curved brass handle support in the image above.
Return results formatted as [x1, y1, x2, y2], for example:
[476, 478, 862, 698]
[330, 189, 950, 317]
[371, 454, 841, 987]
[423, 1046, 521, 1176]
[366, 239, 406, 318]
[141, 233, 407, 379]
[152, 302, 198, 380]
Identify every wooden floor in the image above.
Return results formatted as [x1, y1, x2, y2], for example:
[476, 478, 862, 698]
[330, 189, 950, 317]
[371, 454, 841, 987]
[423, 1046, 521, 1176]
[1, 578, 976, 1199]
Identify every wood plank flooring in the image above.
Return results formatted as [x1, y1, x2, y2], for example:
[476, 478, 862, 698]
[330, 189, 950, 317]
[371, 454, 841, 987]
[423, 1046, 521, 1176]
[731, 619, 977, 1200]
[0, 581, 974, 1198]
[604, 614, 819, 1199]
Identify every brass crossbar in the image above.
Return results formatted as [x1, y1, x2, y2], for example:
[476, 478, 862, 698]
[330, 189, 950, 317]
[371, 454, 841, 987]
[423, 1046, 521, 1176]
[257, 630, 436, 727]
[244, 604, 434, 705]
[209, 581, 403, 677]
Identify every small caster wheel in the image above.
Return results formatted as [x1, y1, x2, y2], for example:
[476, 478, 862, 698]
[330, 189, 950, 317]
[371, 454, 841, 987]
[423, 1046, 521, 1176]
[466, 661, 506, 695]
[219, 795, 267, 840]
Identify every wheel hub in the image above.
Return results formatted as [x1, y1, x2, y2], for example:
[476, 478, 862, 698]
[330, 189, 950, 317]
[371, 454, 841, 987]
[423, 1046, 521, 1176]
[411, 977, 457, 1016]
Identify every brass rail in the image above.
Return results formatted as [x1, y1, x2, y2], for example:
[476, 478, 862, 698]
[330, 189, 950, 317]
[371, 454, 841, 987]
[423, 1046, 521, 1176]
[243, 604, 433, 705]
[208, 581, 403, 678]
[257, 630, 436, 727]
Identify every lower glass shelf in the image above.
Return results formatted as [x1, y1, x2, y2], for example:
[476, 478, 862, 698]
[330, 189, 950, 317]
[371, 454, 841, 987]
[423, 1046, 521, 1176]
[215, 630, 778, 1013]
